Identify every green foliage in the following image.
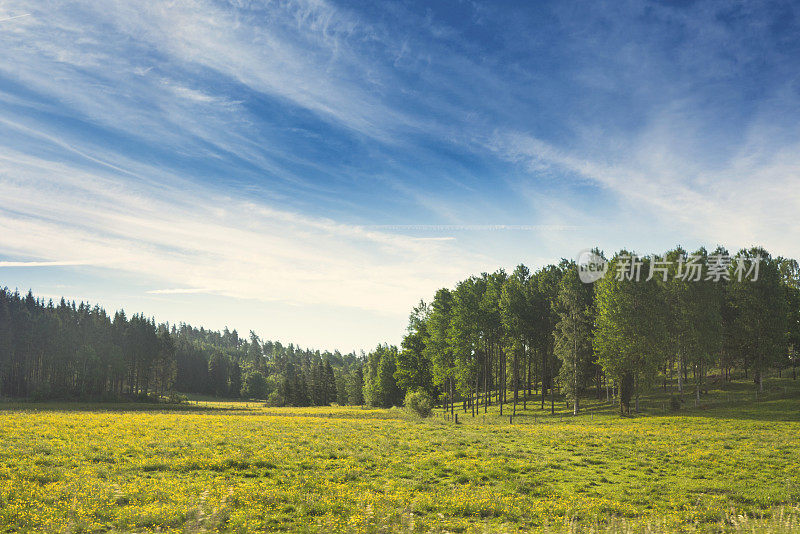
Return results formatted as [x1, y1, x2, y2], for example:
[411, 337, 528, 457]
[334, 370, 348, 405]
[208, 352, 229, 397]
[265, 389, 284, 407]
[4, 243, 799, 420]
[396, 301, 436, 396]
[282, 361, 309, 407]
[390, 244, 800, 421]
[229, 362, 242, 399]
[500, 268, 530, 411]
[594, 252, 668, 410]
[450, 277, 484, 402]
[309, 360, 337, 406]
[404, 389, 433, 417]
[363, 344, 403, 408]
[167, 392, 189, 404]
[426, 288, 456, 410]
[553, 266, 594, 414]
[728, 248, 788, 390]
[242, 371, 268, 399]
[0, 288, 363, 406]
[348, 366, 365, 406]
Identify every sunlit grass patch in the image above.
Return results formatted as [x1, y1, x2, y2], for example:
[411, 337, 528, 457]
[1, 384, 799, 532]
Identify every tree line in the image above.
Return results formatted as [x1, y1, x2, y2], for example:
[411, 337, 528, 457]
[2, 245, 798, 413]
[376, 246, 800, 416]
[0, 288, 366, 405]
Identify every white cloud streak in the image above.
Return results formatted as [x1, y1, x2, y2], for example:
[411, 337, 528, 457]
[0, 260, 95, 267]
[146, 288, 219, 295]
[489, 126, 800, 257]
[1, 0, 799, 333]
[0, 141, 491, 314]
[0, 13, 30, 23]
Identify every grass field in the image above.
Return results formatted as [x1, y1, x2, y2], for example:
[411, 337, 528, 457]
[1, 379, 799, 533]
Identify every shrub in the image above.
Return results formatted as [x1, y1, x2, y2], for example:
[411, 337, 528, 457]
[669, 394, 681, 411]
[404, 390, 433, 418]
[266, 390, 285, 407]
[133, 392, 158, 403]
[167, 392, 189, 405]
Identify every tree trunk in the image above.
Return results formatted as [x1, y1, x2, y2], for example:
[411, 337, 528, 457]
[499, 349, 504, 416]
[484, 343, 489, 412]
[528, 356, 533, 398]
[472, 370, 479, 417]
[502, 351, 507, 404]
[597, 366, 602, 400]
[682, 358, 688, 385]
[541, 349, 546, 410]
[695, 371, 700, 406]
[450, 378, 454, 418]
[523, 345, 527, 411]
[550, 356, 555, 415]
[573, 324, 578, 415]
[512, 350, 518, 417]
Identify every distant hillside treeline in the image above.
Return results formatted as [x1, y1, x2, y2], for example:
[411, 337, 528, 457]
[0, 288, 365, 405]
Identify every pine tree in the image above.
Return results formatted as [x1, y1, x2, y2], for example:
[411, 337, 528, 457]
[349, 365, 365, 405]
[396, 301, 435, 396]
[554, 266, 593, 415]
[324, 359, 337, 406]
[729, 248, 787, 392]
[594, 253, 668, 413]
[229, 362, 242, 398]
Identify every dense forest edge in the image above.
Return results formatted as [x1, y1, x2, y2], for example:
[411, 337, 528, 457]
[1, 245, 798, 416]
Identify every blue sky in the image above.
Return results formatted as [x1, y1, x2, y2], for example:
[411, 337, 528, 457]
[1, 1, 799, 351]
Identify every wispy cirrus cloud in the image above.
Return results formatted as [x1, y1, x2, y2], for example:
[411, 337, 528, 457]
[0, 13, 30, 23]
[489, 122, 800, 256]
[146, 288, 219, 295]
[479, 1, 800, 257]
[1, 0, 800, 349]
[0, 135, 492, 315]
[0, 260, 95, 267]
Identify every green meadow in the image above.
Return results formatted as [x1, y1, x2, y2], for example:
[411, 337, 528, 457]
[1, 379, 799, 533]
